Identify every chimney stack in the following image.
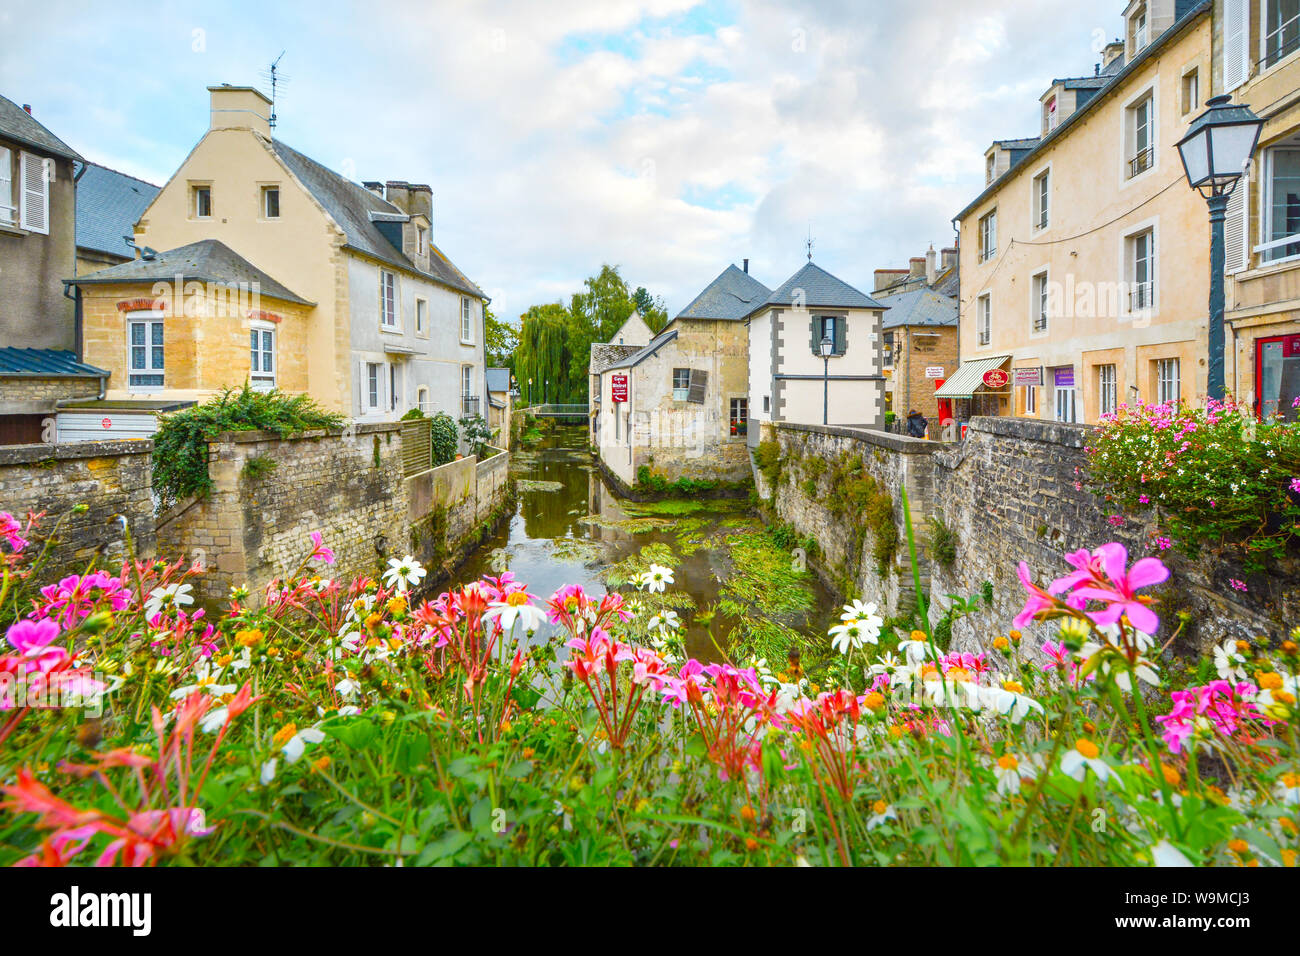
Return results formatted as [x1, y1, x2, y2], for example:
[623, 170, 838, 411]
[384, 180, 412, 212]
[925, 245, 937, 284]
[941, 247, 958, 272]
[1102, 39, 1124, 69]
[207, 84, 272, 137]
[362, 181, 385, 197]
[908, 256, 927, 279]
[743, 258, 749, 274]
[406, 183, 432, 224]
[873, 268, 908, 293]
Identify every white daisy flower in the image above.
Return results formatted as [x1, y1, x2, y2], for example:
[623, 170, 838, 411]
[382, 555, 427, 593]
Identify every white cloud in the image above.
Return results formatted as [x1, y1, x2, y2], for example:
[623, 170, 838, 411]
[0, 0, 1120, 318]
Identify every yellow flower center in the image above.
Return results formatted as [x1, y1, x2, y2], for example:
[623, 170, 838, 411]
[863, 692, 886, 711]
[1276, 690, 1296, 705]
[1282, 773, 1300, 788]
[236, 629, 264, 647]
[872, 800, 888, 815]
[909, 630, 927, 643]
[1075, 739, 1100, 760]
[1227, 839, 1249, 854]
[1258, 672, 1283, 690]
[506, 591, 530, 606]
[271, 723, 297, 750]
[1002, 680, 1024, 693]
[997, 755, 1019, 770]
[947, 667, 972, 683]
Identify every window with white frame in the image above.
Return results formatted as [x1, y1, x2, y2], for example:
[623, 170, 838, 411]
[978, 210, 997, 261]
[192, 184, 212, 219]
[0, 147, 13, 225]
[1261, 146, 1300, 263]
[672, 367, 690, 400]
[1032, 272, 1049, 333]
[1127, 228, 1155, 311]
[976, 294, 992, 346]
[18, 152, 49, 234]
[1156, 358, 1180, 405]
[1098, 364, 1117, 417]
[380, 270, 397, 328]
[1033, 169, 1049, 230]
[367, 363, 380, 409]
[1265, 0, 1300, 69]
[1126, 92, 1155, 178]
[250, 324, 275, 390]
[417, 386, 429, 413]
[1025, 384, 1037, 415]
[415, 298, 427, 334]
[261, 185, 280, 219]
[1132, 4, 1148, 51]
[389, 363, 401, 412]
[1043, 96, 1058, 133]
[985, 154, 996, 184]
[1180, 67, 1200, 116]
[460, 297, 473, 341]
[128, 312, 165, 391]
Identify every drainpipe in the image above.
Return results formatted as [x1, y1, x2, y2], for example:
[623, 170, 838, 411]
[61, 279, 84, 363]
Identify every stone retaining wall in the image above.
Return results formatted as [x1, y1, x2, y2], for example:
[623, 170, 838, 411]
[759, 416, 1298, 657]
[0, 440, 155, 574]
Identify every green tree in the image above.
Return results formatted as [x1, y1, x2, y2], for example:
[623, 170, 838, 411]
[484, 309, 519, 368]
[632, 286, 669, 333]
[514, 303, 574, 405]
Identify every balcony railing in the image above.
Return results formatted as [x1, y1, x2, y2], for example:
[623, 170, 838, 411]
[1129, 281, 1154, 311]
[461, 396, 481, 417]
[1128, 146, 1154, 178]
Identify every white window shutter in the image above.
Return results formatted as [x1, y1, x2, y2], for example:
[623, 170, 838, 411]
[0, 147, 12, 224]
[1225, 174, 1249, 274]
[1223, 0, 1249, 93]
[19, 152, 49, 234]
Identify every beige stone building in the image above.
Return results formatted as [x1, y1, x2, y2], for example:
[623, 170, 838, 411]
[595, 264, 763, 487]
[747, 261, 887, 433]
[948, 1, 1215, 424]
[874, 246, 959, 424]
[79, 84, 488, 425]
[1219, 0, 1300, 419]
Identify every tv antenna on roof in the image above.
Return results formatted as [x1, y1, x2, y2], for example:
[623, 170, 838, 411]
[261, 52, 288, 130]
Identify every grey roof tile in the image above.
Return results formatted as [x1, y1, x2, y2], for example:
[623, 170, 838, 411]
[607, 329, 677, 370]
[675, 264, 770, 321]
[753, 262, 884, 314]
[589, 342, 643, 375]
[486, 367, 511, 392]
[75, 162, 160, 260]
[68, 238, 312, 306]
[878, 289, 957, 329]
[0, 94, 80, 161]
[271, 140, 485, 299]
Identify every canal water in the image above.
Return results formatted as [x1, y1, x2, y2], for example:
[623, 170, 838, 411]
[454, 425, 838, 664]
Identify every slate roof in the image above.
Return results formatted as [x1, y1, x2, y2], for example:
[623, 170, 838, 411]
[992, 137, 1040, 150]
[878, 289, 957, 330]
[486, 367, 511, 393]
[0, 347, 107, 378]
[75, 163, 160, 260]
[0, 94, 80, 161]
[271, 141, 485, 299]
[751, 262, 885, 315]
[607, 329, 678, 370]
[957, 0, 1211, 221]
[67, 239, 313, 306]
[675, 264, 771, 321]
[590, 342, 643, 375]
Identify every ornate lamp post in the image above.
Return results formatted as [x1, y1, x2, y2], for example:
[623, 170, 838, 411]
[1174, 94, 1263, 402]
[820, 334, 834, 425]
[528, 377, 533, 406]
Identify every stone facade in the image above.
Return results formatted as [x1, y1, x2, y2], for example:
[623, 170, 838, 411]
[0, 440, 155, 573]
[0, 376, 101, 415]
[758, 416, 1298, 659]
[884, 324, 959, 422]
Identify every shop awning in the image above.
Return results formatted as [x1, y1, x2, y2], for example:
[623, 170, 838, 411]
[934, 354, 1012, 398]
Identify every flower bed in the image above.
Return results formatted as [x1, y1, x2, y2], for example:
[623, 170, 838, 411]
[1086, 399, 1300, 570]
[0, 508, 1296, 867]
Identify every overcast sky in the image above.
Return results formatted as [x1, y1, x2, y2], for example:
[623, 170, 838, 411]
[1, 0, 1125, 321]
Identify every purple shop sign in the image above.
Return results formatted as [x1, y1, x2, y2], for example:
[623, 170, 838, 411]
[1053, 367, 1075, 388]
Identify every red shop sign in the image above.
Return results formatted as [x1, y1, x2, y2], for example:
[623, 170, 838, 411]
[611, 374, 628, 403]
[981, 368, 1009, 389]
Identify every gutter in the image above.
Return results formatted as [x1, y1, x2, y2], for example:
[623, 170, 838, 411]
[952, 0, 1212, 223]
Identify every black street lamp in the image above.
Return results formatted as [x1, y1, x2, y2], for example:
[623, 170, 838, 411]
[528, 377, 533, 406]
[820, 334, 834, 425]
[1174, 94, 1263, 403]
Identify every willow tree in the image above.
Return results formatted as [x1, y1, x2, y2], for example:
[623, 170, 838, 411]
[515, 303, 573, 405]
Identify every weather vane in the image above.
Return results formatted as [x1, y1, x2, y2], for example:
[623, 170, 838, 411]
[806, 225, 815, 262]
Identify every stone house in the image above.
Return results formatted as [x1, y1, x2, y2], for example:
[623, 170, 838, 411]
[98, 83, 487, 425]
[949, 0, 1213, 424]
[0, 94, 108, 443]
[873, 246, 959, 424]
[1220, 0, 1300, 420]
[746, 261, 887, 435]
[486, 366, 513, 448]
[595, 264, 765, 486]
[588, 310, 654, 430]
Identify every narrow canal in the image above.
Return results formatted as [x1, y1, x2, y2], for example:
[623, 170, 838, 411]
[455, 424, 839, 664]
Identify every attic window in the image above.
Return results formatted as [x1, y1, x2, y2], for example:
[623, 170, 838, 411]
[416, 224, 427, 256]
[192, 185, 212, 219]
[1131, 4, 1148, 52]
[262, 186, 280, 219]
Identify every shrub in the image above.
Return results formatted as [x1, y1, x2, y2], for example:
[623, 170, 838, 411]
[753, 439, 782, 487]
[430, 413, 458, 466]
[459, 414, 493, 460]
[1086, 398, 1300, 570]
[927, 514, 958, 568]
[152, 386, 345, 507]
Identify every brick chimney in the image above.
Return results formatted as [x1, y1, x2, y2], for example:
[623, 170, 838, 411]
[873, 268, 908, 293]
[208, 84, 271, 136]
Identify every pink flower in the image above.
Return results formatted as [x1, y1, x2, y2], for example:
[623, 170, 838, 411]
[1229, 578, 1248, 592]
[309, 531, 335, 565]
[0, 512, 28, 553]
[1291, 477, 1300, 494]
[1155, 536, 1172, 551]
[1138, 494, 1150, 504]
[1050, 543, 1168, 635]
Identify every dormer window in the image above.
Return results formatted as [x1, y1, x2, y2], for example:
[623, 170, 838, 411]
[416, 224, 427, 256]
[1043, 96, 1058, 133]
[985, 153, 996, 184]
[1131, 4, 1149, 53]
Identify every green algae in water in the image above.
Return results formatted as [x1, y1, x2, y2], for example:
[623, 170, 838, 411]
[578, 514, 674, 535]
[517, 479, 565, 492]
[550, 537, 607, 563]
[720, 529, 816, 617]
